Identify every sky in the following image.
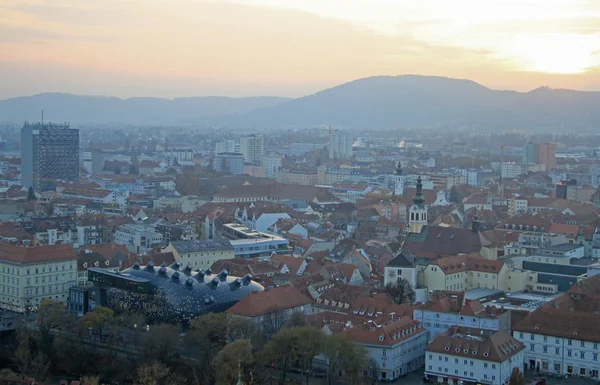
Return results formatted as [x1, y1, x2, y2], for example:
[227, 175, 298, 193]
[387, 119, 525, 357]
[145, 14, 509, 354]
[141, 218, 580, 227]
[1, 0, 599, 99]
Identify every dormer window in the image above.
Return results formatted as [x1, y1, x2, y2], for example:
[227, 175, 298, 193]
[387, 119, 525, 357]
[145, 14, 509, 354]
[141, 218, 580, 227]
[444, 347, 449, 351]
[379, 335, 384, 342]
[456, 348, 460, 353]
[484, 352, 489, 357]
[83, 262, 88, 268]
[464, 350, 468, 354]
[105, 260, 110, 266]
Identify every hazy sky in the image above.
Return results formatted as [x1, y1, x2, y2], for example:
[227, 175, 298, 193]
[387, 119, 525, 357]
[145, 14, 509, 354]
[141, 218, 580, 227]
[1, 0, 599, 98]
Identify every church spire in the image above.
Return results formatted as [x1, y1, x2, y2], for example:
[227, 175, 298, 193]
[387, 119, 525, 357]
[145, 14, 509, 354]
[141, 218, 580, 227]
[395, 161, 403, 176]
[413, 176, 425, 205]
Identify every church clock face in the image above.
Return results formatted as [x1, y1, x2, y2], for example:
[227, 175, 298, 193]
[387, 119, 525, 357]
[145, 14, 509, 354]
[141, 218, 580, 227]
[388, 270, 396, 278]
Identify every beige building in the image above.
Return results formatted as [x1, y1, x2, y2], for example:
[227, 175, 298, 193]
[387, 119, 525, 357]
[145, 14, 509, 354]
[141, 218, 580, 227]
[277, 168, 318, 186]
[163, 239, 235, 268]
[0, 244, 78, 312]
[420, 255, 511, 293]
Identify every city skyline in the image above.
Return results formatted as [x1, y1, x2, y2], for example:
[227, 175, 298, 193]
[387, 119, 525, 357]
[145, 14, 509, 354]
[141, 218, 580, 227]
[1, 0, 599, 99]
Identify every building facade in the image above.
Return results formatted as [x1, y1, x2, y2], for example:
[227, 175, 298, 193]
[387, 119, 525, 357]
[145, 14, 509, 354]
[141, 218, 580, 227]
[164, 239, 235, 268]
[0, 244, 78, 312]
[21, 122, 80, 191]
[329, 131, 353, 160]
[240, 134, 264, 165]
[215, 152, 244, 175]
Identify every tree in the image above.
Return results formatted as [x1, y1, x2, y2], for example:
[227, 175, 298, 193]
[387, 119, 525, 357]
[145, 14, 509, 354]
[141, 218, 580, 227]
[36, 299, 64, 357]
[386, 278, 416, 305]
[262, 307, 290, 338]
[142, 323, 179, 363]
[185, 313, 228, 384]
[509, 367, 525, 385]
[227, 317, 263, 346]
[259, 327, 300, 385]
[13, 326, 51, 382]
[340, 342, 369, 385]
[27, 186, 36, 201]
[322, 334, 346, 385]
[135, 361, 186, 385]
[294, 327, 325, 385]
[80, 306, 114, 341]
[322, 334, 368, 385]
[449, 185, 462, 203]
[212, 339, 254, 385]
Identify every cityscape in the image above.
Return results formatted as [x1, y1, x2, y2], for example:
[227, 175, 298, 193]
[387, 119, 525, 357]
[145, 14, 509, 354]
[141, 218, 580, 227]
[1, 1, 600, 385]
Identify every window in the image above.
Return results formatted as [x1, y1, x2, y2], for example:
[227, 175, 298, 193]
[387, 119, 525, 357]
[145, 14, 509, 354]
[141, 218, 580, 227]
[382, 350, 387, 357]
[530, 334, 535, 340]
[555, 348, 560, 355]
[492, 364, 496, 369]
[594, 353, 598, 361]
[581, 341, 585, 348]
[428, 354, 432, 359]
[554, 363, 561, 372]
[520, 332, 524, 338]
[543, 346, 548, 354]
[491, 376, 495, 381]
[543, 336, 548, 342]
[455, 359, 458, 363]
[567, 350, 572, 357]
[580, 352, 585, 359]
[484, 363, 488, 368]
[568, 339, 572, 346]
[530, 344, 535, 351]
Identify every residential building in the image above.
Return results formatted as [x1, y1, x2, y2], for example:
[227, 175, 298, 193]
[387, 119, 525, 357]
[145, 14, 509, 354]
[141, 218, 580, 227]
[240, 134, 264, 165]
[523, 142, 537, 164]
[413, 292, 512, 341]
[501, 161, 522, 179]
[215, 139, 240, 154]
[508, 196, 528, 217]
[421, 256, 510, 293]
[0, 244, 78, 312]
[76, 243, 129, 286]
[329, 131, 353, 160]
[425, 327, 524, 385]
[82, 150, 105, 174]
[114, 223, 163, 254]
[215, 152, 244, 175]
[536, 143, 557, 171]
[513, 275, 600, 379]
[163, 239, 235, 268]
[21, 122, 79, 191]
[263, 153, 282, 179]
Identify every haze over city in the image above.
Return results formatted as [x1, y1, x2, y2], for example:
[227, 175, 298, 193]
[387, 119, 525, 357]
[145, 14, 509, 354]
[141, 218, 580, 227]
[1, 0, 600, 98]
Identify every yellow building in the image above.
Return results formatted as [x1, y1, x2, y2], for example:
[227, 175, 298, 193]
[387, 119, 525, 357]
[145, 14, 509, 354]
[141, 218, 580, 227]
[421, 255, 511, 293]
[0, 244, 78, 312]
[163, 239, 235, 268]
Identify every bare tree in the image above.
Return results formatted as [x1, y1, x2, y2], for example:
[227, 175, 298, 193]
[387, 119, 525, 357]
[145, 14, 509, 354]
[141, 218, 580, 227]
[386, 278, 416, 305]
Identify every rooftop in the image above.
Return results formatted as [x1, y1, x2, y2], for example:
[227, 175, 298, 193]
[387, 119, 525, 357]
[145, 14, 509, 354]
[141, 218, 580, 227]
[170, 239, 234, 253]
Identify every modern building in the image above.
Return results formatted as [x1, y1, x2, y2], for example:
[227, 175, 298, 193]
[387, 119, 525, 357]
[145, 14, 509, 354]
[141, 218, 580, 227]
[263, 153, 282, 179]
[82, 150, 105, 174]
[86, 263, 264, 324]
[0, 244, 78, 312]
[536, 143, 557, 171]
[240, 134, 264, 165]
[215, 152, 244, 175]
[555, 179, 577, 200]
[215, 139, 240, 154]
[221, 223, 291, 258]
[114, 223, 163, 254]
[501, 161, 522, 179]
[163, 239, 235, 268]
[329, 131, 353, 160]
[425, 327, 524, 385]
[523, 142, 537, 164]
[21, 122, 80, 191]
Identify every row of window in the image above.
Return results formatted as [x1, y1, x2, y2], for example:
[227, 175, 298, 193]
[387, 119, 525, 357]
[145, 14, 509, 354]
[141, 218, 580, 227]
[521, 333, 600, 349]
[428, 366, 493, 381]
[1, 263, 75, 276]
[530, 344, 599, 360]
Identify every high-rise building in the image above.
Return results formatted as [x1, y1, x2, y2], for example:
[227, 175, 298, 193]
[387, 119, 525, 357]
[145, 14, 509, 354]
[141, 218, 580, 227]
[215, 152, 244, 175]
[240, 134, 264, 165]
[82, 150, 105, 174]
[21, 122, 79, 191]
[522, 142, 537, 164]
[263, 153, 282, 179]
[329, 131, 353, 159]
[215, 139, 240, 154]
[536, 143, 556, 171]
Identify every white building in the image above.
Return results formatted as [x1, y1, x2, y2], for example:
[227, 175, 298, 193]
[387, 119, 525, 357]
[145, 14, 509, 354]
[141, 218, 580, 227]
[343, 317, 427, 381]
[221, 223, 290, 258]
[329, 131, 353, 160]
[263, 153, 282, 179]
[425, 327, 524, 385]
[501, 162, 522, 179]
[215, 139, 240, 154]
[114, 223, 163, 254]
[413, 294, 512, 341]
[240, 134, 264, 165]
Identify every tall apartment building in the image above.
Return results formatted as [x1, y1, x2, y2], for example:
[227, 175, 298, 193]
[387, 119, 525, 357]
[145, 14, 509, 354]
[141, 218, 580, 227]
[215, 139, 240, 154]
[22, 122, 79, 191]
[536, 143, 556, 171]
[82, 150, 105, 174]
[263, 153, 282, 179]
[522, 142, 537, 164]
[215, 152, 244, 175]
[240, 134, 264, 165]
[329, 131, 353, 160]
[0, 244, 78, 312]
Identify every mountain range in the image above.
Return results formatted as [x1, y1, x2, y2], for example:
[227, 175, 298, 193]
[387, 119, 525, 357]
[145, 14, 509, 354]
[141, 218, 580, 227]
[1, 75, 599, 130]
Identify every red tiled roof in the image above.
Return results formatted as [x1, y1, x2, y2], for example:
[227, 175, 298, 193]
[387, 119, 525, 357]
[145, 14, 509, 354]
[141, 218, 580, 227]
[226, 285, 312, 317]
[0, 244, 75, 263]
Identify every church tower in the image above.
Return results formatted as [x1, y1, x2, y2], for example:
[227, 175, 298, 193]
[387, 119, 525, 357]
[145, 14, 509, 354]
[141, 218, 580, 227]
[409, 176, 427, 233]
[393, 161, 404, 196]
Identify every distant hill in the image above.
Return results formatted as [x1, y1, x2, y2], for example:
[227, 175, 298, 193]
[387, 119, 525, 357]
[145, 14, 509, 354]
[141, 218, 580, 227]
[2, 76, 599, 130]
[0, 93, 291, 124]
[230, 75, 600, 130]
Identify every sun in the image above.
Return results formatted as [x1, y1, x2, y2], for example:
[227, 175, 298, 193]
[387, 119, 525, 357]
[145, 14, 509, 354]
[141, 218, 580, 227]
[507, 34, 599, 74]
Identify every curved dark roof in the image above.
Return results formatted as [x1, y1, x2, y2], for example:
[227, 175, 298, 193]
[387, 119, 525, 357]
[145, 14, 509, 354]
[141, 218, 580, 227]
[90, 262, 264, 323]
